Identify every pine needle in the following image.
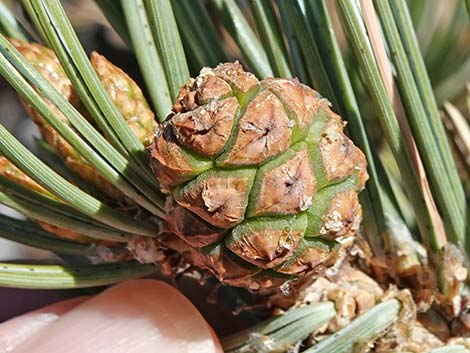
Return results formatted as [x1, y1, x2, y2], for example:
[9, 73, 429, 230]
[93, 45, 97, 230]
[0, 124, 157, 237]
[248, 0, 291, 78]
[209, 0, 273, 78]
[337, 0, 447, 254]
[0, 213, 101, 257]
[304, 299, 401, 353]
[144, 0, 189, 100]
[0, 261, 157, 289]
[120, 0, 172, 121]
[372, 0, 466, 255]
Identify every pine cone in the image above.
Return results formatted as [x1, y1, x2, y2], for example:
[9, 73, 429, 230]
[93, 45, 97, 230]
[149, 62, 368, 289]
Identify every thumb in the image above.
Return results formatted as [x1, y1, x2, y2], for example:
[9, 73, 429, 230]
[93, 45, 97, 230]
[11, 280, 222, 353]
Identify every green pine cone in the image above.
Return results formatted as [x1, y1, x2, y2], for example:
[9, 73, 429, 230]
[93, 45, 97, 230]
[149, 62, 368, 289]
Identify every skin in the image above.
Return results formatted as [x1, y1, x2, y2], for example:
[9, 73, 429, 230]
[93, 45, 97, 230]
[0, 280, 222, 353]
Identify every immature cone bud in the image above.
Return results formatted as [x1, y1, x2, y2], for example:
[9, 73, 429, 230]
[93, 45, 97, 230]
[90, 52, 158, 147]
[11, 40, 157, 200]
[11, 39, 122, 200]
[149, 62, 368, 289]
[11, 40, 157, 242]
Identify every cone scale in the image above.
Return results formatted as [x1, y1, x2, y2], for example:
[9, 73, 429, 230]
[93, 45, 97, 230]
[149, 62, 368, 289]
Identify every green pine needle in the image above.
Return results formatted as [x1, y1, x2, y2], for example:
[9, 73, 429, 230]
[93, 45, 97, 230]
[0, 190, 130, 242]
[173, 0, 228, 70]
[144, 0, 190, 100]
[0, 34, 166, 217]
[0, 213, 104, 257]
[0, 123, 157, 237]
[0, 261, 157, 289]
[120, 0, 172, 121]
[248, 0, 292, 78]
[374, 0, 467, 257]
[222, 302, 336, 353]
[93, 0, 131, 47]
[337, 0, 446, 254]
[304, 299, 401, 353]
[25, 0, 153, 175]
[0, 1, 29, 41]
[209, 0, 273, 78]
[280, 1, 338, 107]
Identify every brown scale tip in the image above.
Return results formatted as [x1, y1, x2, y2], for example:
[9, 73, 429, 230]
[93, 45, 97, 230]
[148, 122, 213, 187]
[165, 198, 225, 248]
[319, 190, 363, 240]
[262, 77, 325, 131]
[217, 89, 293, 167]
[319, 114, 368, 187]
[171, 97, 239, 158]
[173, 170, 255, 229]
[227, 226, 303, 269]
[212, 61, 259, 94]
[248, 144, 317, 217]
[190, 244, 258, 287]
[278, 242, 340, 276]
